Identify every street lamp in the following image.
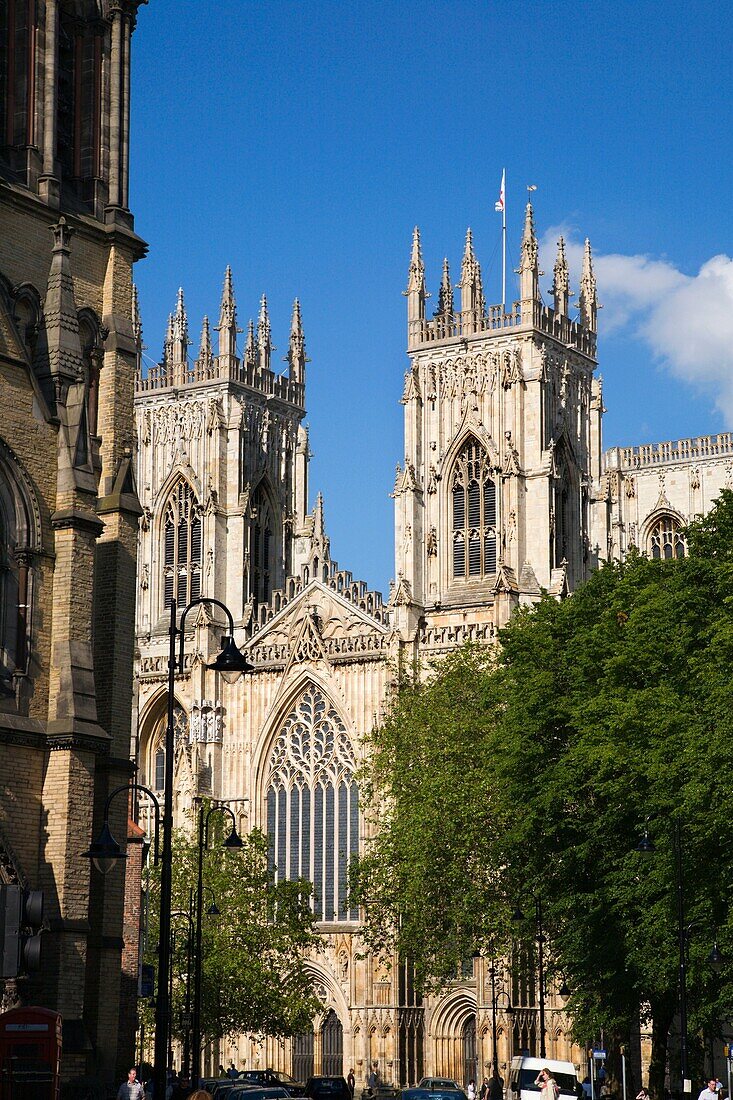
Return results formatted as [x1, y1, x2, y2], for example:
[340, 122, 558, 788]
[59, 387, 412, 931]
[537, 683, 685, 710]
[191, 797, 249, 1087]
[154, 597, 253, 1100]
[636, 818, 724, 1096]
[488, 958, 514, 1080]
[82, 781, 161, 874]
[512, 898, 546, 1059]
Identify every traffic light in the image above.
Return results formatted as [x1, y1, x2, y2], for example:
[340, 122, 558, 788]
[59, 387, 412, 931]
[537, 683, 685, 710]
[0, 885, 44, 978]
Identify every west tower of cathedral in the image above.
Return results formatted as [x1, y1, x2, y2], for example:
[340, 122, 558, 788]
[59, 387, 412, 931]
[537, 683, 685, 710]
[0, 0, 146, 1086]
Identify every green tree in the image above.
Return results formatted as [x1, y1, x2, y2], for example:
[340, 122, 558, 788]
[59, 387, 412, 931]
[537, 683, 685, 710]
[355, 493, 733, 1097]
[141, 813, 322, 1049]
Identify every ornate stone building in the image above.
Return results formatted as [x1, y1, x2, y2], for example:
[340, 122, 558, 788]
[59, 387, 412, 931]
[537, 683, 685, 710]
[0, 0, 147, 1087]
[133, 206, 732, 1086]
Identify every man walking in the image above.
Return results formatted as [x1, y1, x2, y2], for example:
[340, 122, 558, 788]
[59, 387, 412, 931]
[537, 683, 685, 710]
[698, 1081, 719, 1100]
[117, 1068, 145, 1100]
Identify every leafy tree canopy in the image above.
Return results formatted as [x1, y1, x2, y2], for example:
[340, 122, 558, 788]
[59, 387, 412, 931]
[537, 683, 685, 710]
[142, 811, 322, 1045]
[354, 491, 733, 1092]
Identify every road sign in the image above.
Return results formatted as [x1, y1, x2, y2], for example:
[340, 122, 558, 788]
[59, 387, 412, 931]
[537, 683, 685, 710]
[593, 1052, 607, 1060]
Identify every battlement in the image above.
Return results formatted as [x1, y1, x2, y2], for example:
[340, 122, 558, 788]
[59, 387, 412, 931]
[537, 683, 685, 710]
[407, 299, 597, 358]
[605, 432, 733, 471]
[136, 355, 305, 406]
[248, 557, 388, 638]
[133, 272, 308, 407]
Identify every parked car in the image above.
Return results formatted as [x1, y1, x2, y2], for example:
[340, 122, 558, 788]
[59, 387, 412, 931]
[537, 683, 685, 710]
[509, 1058, 579, 1100]
[403, 1084, 467, 1100]
[229, 1088, 292, 1100]
[237, 1071, 307, 1097]
[304, 1076, 353, 1100]
[417, 1083, 462, 1094]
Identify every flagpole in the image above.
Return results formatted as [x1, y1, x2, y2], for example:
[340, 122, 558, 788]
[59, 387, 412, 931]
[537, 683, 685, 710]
[502, 168, 506, 311]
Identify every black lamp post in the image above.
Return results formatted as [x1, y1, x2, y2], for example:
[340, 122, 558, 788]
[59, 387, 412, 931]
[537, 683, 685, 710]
[170, 903, 194, 1076]
[82, 781, 161, 873]
[154, 597, 253, 1100]
[637, 818, 724, 1096]
[512, 898, 546, 1059]
[191, 797, 247, 1087]
[489, 958, 513, 1079]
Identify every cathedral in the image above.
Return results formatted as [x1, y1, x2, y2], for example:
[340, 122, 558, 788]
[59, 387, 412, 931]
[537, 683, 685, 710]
[132, 204, 733, 1083]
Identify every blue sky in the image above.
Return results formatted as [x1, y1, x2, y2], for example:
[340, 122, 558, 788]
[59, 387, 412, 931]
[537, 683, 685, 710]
[130, 0, 733, 595]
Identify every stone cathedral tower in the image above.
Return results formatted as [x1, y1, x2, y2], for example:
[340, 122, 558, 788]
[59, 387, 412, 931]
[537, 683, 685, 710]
[392, 210, 604, 654]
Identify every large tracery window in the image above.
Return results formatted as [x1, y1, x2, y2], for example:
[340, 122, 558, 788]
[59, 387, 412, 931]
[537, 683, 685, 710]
[649, 515, 686, 560]
[451, 439, 497, 579]
[266, 685, 359, 923]
[163, 481, 202, 609]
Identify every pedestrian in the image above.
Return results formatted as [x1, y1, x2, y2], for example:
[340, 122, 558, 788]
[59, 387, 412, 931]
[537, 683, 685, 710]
[534, 1069, 559, 1100]
[117, 1067, 146, 1100]
[698, 1081, 720, 1100]
[468, 1080, 477, 1100]
[582, 1079, 592, 1100]
[218, 1064, 227, 1077]
[480, 1078, 491, 1100]
[489, 1071, 504, 1100]
[348, 1069, 356, 1098]
[170, 1075, 192, 1100]
[227, 1062, 239, 1079]
[368, 1062, 381, 1093]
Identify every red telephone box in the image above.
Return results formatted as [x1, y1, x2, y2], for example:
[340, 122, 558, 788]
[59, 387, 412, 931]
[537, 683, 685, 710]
[0, 1006, 62, 1100]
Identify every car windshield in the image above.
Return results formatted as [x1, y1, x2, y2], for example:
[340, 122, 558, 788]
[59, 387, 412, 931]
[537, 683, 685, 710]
[519, 1072, 577, 1095]
[277, 1074, 299, 1085]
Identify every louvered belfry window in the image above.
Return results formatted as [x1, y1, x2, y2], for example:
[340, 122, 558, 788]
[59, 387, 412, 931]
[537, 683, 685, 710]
[163, 481, 202, 609]
[251, 485, 274, 605]
[266, 684, 359, 923]
[451, 438, 497, 579]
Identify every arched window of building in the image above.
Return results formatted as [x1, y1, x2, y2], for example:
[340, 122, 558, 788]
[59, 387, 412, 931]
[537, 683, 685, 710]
[162, 481, 201, 609]
[266, 684, 359, 923]
[648, 515, 686, 560]
[251, 483, 276, 607]
[451, 438, 497, 579]
[151, 703, 189, 792]
[0, 454, 33, 686]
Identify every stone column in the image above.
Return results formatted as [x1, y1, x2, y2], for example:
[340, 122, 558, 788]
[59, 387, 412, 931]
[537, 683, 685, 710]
[107, 4, 123, 209]
[39, 0, 59, 205]
[120, 10, 131, 208]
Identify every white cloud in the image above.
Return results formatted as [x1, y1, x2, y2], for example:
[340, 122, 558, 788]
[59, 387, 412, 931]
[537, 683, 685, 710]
[539, 227, 733, 423]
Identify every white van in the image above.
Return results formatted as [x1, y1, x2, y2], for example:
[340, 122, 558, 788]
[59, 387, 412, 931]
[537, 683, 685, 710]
[509, 1058, 579, 1100]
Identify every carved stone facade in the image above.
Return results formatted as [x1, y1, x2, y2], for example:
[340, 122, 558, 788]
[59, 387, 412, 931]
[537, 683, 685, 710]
[134, 210, 731, 1086]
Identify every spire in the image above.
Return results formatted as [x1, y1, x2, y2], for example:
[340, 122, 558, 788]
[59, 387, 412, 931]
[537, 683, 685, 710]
[551, 236, 570, 316]
[132, 283, 143, 377]
[404, 226, 428, 327]
[216, 265, 239, 363]
[256, 294, 272, 372]
[162, 313, 174, 367]
[197, 315, 213, 370]
[458, 228, 485, 320]
[287, 298, 306, 384]
[244, 318, 256, 370]
[170, 287, 189, 365]
[578, 238, 598, 331]
[519, 201, 540, 304]
[434, 257, 454, 316]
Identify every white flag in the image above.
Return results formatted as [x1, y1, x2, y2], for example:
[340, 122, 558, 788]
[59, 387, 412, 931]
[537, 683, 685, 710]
[494, 169, 505, 213]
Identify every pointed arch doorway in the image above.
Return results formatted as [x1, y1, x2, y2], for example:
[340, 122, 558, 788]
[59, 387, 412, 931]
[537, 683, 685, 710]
[321, 1009, 344, 1076]
[293, 1024, 314, 1082]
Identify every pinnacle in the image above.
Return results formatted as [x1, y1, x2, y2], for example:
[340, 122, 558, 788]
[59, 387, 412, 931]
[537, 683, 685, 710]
[291, 297, 303, 336]
[463, 227, 474, 257]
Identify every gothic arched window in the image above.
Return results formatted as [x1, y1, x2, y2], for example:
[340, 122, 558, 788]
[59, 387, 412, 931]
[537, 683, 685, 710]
[451, 439, 497, 579]
[251, 484, 275, 606]
[648, 515, 686, 560]
[151, 703, 189, 792]
[266, 685, 359, 923]
[0, 456, 32, 686]
[163, 481, 201, 609]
